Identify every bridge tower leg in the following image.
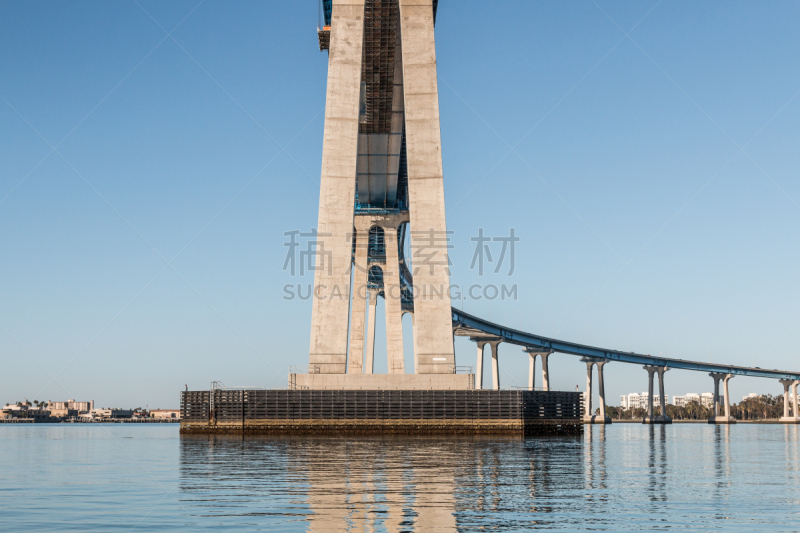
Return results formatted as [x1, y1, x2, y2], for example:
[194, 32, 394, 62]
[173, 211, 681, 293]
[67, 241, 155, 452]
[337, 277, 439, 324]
[708, 373, 735, 424]
[308, 0, 365, 375]
[398, 0, 456, 374]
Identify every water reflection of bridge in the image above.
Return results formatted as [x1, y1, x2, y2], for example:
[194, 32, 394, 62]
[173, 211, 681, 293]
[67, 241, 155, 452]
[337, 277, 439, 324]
[178, 435, 587, 531]
[178, 427, 800, 530]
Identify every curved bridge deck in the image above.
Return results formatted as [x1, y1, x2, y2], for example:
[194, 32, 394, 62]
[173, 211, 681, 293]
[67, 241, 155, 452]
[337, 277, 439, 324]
[452, 308, 800, 381]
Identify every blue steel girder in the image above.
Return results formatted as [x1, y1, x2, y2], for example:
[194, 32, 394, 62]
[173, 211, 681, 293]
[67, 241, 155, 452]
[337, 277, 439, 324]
[452, 308, 800, 381]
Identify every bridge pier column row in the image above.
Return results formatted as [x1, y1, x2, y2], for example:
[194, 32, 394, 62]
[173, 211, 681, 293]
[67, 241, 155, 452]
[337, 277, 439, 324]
[779, 379, 800, 424]
[642, 365, 672, 424]
[708, 373, 736, 424]
[581, 358, 611, 424]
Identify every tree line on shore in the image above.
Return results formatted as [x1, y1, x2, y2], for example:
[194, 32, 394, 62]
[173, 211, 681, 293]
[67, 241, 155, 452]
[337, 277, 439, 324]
[603, 394, 788, 420]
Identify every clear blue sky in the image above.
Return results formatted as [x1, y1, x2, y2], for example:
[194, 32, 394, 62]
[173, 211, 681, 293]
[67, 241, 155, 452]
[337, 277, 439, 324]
[2, 1, 799, 409]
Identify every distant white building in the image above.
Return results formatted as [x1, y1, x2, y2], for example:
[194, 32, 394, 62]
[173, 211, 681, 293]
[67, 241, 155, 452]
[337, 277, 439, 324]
[700, 392, 716, 408]
[620, 393, 649, 410]
[673, 393, 701, 407]
[672, 393, 717, 408]
[49, 399, 94, 412]
[150, 409, 180, 419]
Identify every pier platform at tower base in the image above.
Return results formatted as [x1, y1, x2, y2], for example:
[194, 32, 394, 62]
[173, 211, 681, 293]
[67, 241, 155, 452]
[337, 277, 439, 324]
[180, 389, 583, 437]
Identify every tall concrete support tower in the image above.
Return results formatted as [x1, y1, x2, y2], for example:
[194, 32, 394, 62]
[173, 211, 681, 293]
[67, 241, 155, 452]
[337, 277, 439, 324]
[307, 0, 457, 384]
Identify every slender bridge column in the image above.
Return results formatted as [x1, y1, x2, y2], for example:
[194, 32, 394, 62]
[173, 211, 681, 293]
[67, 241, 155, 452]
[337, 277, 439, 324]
[541, 352, 551, 391]
[794, 382, 800, 422]
[709, 373, 735, 424]
[643, 366, 657, 423]
[779, 379, 799, 423]
[722, 374, 733, 419]
[473, 340, 487, 390]
[490, 341, 502, 391]
[584, 360, 594, 421]
[383, 223, 404, 374]
[364, 289, 378, 375]
[656, 367, 670, 422]
[596, 361, 610, 424]
[528, 352, 537, 390]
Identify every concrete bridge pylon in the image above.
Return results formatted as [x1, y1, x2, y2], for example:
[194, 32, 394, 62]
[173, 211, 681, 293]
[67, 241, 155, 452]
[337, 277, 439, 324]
[302, 0, 462, 390]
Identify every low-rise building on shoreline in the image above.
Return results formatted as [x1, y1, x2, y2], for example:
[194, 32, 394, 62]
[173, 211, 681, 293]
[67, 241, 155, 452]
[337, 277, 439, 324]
[150, 409, 180, 419]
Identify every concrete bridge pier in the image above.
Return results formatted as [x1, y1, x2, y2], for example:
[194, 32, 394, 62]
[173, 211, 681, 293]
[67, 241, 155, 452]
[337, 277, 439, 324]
[708, 373, 736, 424]
[528, 351, 537, 390]
[779, 379, 800, 423]
[471, 336, 502, 390]
[474, 340, 487, 390]
[541, 351, 551, 391]
[581, 358, 611, 424]
[642, 365, 672, 424]
[490, 341, 501, 391]
[524, 348, 554, 391]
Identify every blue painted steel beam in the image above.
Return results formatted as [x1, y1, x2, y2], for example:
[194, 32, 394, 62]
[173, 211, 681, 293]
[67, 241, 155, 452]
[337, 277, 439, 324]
[452, 308, 800, 380]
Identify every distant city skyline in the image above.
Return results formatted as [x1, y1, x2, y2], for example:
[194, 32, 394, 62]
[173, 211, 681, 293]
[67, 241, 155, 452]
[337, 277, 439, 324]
[2, 1, 800, 406]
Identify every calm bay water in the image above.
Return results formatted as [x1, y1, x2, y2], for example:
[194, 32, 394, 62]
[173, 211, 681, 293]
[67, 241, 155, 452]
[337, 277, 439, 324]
[1, 424, 799, 531]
